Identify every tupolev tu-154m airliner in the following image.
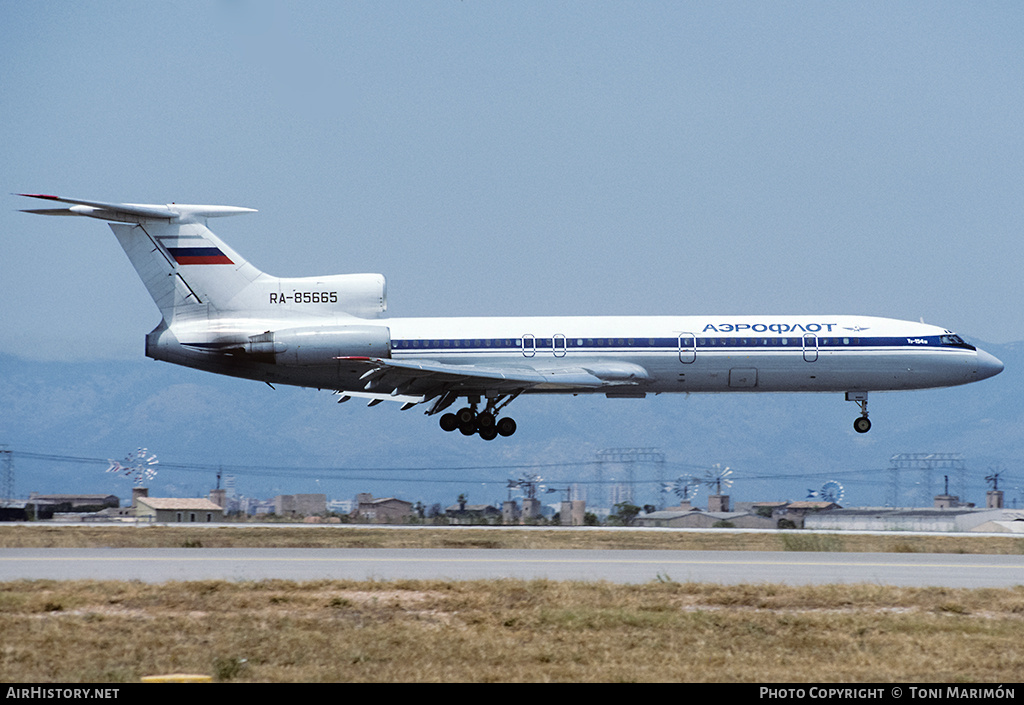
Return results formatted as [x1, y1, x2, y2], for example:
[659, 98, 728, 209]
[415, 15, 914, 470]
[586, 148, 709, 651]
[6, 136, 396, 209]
[19, 193, 1004, 441]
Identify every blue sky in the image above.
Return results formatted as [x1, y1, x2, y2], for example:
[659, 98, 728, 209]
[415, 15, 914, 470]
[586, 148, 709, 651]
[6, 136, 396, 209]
[4, 1, 1024, 359]
[2, 2, 1023, 509]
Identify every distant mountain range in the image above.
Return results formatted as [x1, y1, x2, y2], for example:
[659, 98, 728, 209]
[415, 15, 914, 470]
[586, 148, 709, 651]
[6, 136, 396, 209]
[2, 339, 1021, 511]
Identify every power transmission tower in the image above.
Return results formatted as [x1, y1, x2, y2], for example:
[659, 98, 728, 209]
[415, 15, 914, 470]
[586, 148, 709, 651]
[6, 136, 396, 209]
[888, 453, 965, 507]
[596, 448, 666, 509]
[0, 446, 13, 504]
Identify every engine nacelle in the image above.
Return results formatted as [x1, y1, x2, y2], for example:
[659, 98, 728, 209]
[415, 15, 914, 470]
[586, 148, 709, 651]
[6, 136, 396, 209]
[271, 273, 387, 318]
[247, 325, 390, 365]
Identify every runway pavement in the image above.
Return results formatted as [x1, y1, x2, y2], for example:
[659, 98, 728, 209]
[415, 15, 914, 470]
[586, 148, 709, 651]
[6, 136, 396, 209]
[0, 548, 1020, 587]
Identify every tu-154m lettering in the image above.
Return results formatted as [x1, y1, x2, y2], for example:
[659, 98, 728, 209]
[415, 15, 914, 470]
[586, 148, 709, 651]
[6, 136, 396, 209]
[19, 194, 1004, 440]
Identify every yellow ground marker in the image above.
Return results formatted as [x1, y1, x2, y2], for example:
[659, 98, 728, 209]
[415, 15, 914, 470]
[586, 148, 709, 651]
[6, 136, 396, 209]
[141, 674, 212, 683]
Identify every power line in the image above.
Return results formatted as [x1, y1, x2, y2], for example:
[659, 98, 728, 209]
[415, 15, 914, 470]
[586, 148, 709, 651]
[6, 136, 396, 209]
[9, 448, 1019, 500]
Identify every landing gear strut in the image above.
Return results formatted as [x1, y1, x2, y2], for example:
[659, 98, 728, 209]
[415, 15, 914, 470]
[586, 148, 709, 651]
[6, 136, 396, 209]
[437, 394, 519, 440]
[846, 392, 871, 433]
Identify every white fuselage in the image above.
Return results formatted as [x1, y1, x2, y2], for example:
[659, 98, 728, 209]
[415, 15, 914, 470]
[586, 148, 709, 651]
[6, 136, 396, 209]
[21, 193, 1003, 437]
[150, 312, 999, 395]
[384, 314, 991, 394]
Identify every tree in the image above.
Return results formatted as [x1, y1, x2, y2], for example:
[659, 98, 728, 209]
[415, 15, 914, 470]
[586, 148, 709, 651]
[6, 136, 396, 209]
[610, 502, 641, 526]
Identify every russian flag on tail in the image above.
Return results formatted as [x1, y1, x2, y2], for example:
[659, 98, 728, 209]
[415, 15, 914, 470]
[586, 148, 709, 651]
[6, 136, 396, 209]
[167, 247, 234, 265]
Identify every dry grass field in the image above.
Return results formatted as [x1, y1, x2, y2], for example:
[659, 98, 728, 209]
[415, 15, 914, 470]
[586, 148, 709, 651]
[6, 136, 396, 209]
[0, 526, 1020, 682]
[0, 578, 1021, 683]
[0, 524, 1022, 554]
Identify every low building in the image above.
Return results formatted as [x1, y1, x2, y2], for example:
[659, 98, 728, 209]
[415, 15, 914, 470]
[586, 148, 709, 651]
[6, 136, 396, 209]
[933, 494, 973, 509]
[351, 494, 414, 524]
[244, 498, 276, 515]
[970, 513, 1024, 533]
[748, 501, 791, 517]
[804, 507, 1004, 532]
[502, 500, 520, 525]
[0, 502, 32, 521]
[328, 499, 355, 514]
[28, 494, 120, 511]
[636, 509, 775, 529]
[54, 505, 137, 522]
[560, 500, 587, 526]
[135, 497, 224, 523]
[445, 503, 501, 524]
[778, 501, 840, 528]
[273, 494, 327, 517]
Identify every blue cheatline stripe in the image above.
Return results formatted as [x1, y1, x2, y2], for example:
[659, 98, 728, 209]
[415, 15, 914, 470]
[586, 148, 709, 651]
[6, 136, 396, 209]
[389, 335, 973, 353]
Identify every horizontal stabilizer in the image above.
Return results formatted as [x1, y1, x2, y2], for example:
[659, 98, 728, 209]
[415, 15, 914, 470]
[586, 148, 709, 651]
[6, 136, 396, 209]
[21, 208, 91, 217]
[18, 193, 256, 223]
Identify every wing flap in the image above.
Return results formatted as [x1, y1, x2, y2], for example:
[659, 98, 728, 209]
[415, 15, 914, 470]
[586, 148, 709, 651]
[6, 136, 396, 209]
[333, 356, 650, 408]
[335, 390, 426, 407]
[339, 356, 619, 388]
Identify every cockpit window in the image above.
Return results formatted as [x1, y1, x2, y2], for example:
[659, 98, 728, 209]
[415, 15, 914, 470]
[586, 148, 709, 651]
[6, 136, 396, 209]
[939, 334, 974, 349]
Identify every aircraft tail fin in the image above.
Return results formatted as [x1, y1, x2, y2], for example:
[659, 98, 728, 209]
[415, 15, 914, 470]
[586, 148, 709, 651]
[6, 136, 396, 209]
[19, 193, 264, 319]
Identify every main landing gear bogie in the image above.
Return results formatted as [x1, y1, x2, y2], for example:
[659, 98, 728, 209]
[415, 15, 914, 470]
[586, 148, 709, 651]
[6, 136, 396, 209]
[440, 407, 517, 440]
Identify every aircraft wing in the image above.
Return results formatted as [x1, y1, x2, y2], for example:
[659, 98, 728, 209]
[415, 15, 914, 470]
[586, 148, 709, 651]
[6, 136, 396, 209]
[336, 356, 650, 411]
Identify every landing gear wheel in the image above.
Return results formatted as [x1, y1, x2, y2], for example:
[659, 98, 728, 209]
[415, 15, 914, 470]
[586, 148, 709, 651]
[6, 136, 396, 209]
[496, 417, 517, 437]
[476, 412, 495, 430]
[846, 393, 871, 434]
[479, 425, 499, 441]
[455, 407, 476, 426]
[439, 413, 458, 432]
[459, 423, 477, 436]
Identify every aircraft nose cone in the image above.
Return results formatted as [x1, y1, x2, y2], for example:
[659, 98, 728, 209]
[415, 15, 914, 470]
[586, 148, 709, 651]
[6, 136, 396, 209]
[976, 349, 1004, 380]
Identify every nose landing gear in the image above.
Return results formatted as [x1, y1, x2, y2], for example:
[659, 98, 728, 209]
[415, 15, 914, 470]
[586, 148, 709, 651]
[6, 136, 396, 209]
[846, 392, 871, 433]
